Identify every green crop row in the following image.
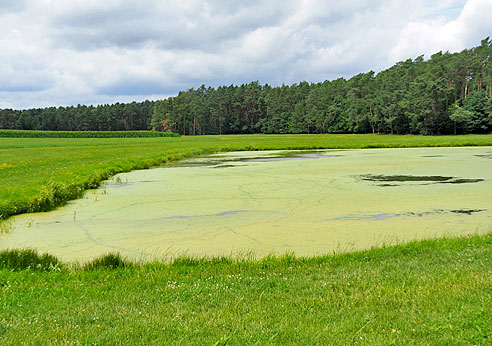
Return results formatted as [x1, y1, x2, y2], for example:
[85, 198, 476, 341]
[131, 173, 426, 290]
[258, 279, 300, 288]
[0, 129, 180, 138]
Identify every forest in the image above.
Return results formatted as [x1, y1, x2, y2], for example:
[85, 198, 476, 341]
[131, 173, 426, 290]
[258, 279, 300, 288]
[1, 38, 491, 135]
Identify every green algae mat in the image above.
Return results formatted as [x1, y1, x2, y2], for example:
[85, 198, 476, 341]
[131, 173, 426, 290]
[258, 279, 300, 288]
[2, 134, 492, 220]
[3, 146, 491, 262]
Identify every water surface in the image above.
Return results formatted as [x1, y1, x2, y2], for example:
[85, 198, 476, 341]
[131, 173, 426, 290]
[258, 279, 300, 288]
[2, 147, 491, 262]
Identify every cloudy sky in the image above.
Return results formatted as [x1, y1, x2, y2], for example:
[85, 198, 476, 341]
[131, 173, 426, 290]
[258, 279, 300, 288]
[1, 0, 491, 109]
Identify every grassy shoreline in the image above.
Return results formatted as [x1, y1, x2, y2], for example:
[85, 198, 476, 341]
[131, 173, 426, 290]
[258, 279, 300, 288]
[1, 232, 491, 345]
[1, 133, 492, 220]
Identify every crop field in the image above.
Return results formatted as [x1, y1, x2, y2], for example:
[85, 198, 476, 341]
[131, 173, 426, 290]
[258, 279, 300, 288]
[1, 133, 492, 345]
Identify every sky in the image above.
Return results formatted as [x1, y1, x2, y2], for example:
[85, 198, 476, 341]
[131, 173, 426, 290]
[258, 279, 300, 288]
[0, 0, 491, 109]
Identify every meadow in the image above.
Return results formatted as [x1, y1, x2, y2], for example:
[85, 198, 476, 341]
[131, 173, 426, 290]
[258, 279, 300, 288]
[1, 133, 492, 345]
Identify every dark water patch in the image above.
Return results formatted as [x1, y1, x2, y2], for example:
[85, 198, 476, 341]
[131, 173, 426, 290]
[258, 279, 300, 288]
[441, 178, 484, 184]
[449, 209, 485, 215]
[247, 157, 308, 162]
[333, 209, 486, 221]
[359, 174, 484, 185]
[161, 210, 250, 220]
[360, 174, 453, 182]
[174, 162, 219, 168]
[475, 154, 492, 159]
[212, 164, 242, 169]
[413, 209, 485, 216]
[404, 211, 438, 217]
[175, 156, 270, 167]
[334, 213, 400, 221]
[176, 150, 343, 167]
[276, 150, 340, 157]
[245, 152, 336, 162]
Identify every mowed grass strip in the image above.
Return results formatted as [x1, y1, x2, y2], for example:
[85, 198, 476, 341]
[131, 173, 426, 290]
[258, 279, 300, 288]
[0, 233, 491, 345]
[1, 133, 492, 219]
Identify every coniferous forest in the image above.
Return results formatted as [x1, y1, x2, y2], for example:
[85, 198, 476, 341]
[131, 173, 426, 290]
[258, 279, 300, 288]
[1, 38, 491, 135]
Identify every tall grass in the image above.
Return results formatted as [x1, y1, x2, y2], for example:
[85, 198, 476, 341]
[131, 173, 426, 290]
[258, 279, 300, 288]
[0, 249, 60, 271]
[84, 253, 131, 270]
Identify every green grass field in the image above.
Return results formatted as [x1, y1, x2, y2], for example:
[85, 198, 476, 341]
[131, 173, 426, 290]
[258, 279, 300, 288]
[1, 133, 492, 345]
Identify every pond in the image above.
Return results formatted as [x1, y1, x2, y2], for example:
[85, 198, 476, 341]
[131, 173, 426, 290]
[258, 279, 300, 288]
[2, 147, 492, 262]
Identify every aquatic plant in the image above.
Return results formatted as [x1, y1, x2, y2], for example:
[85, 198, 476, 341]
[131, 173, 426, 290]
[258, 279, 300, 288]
[0, 220, 12, 234]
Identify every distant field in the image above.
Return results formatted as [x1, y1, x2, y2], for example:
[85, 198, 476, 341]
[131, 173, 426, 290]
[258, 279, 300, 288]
[1, 133, 492, 220]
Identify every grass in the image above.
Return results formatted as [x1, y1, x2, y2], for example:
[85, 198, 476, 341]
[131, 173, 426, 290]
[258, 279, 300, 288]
[1, 133, 492, 220]
[0, 233, 491, 345]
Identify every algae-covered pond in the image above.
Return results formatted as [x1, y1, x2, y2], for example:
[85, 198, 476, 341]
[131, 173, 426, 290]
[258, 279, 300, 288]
[2, 147, 492, 262]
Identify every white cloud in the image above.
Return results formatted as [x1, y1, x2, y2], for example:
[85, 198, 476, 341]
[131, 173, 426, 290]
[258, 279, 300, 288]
[390, 0, 492, 61]
[0, 0, 490, 109]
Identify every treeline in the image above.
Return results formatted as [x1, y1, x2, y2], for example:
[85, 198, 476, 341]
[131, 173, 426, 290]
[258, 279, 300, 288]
[1, 38, 492, 135]
[151, 38, 492, 135]
[0, 101, 154, 131]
